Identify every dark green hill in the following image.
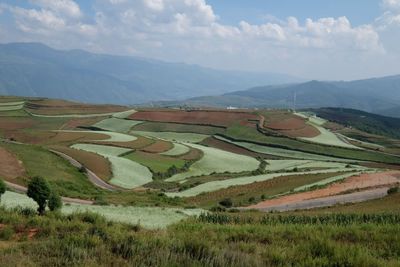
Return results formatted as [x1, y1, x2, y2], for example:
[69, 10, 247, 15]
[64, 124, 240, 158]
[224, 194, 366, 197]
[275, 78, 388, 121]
[310, 108, 400, 139]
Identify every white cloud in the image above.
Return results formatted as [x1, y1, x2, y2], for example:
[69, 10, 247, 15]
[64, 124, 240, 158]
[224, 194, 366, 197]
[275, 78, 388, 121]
[0, 0, 398, 79]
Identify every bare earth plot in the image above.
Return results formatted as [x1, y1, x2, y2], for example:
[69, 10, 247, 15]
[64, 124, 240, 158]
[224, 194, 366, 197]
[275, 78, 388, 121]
[0, 146, 25, 180]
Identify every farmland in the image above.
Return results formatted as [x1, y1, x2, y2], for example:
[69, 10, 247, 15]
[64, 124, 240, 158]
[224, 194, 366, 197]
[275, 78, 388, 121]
[0, 97, 400, 266]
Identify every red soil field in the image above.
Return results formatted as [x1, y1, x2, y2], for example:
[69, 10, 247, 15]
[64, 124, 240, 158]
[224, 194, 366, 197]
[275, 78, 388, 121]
[178, 147, 203, 161]
[0, 118, 35, 131]
[60, 117, 104, 130]
[141, 140, 173, 153]
[264, 113, 320, 138]
[89, 136, 154, 150]
[248, 171, 400, 209]
[48, 145, 112, 181]
[129, 110, 260, 127]
[0, 147, 25, 180]
[26, 99, 127, 115]
[43, 131, 109, 145]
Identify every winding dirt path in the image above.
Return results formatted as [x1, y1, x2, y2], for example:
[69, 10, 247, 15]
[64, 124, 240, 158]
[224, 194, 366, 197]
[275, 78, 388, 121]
[246, 171, 400, 211]
[50, 149, 117, 191]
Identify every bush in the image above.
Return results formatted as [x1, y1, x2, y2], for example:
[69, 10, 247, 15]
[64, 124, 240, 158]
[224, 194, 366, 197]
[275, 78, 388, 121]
[387, 187, 399, 195]
[27, 176, 51, 215]
[48, 192, 62, 211]
[0, 179, 6, 202]
[0, 226, 15, 240]
[219, 198, 233, 208]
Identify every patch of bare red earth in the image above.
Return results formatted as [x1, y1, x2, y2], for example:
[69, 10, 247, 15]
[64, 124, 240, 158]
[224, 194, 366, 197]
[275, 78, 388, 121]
[129, 110, 260, 127]
[265, 115, 320, 138]
[0, 147, 25, 180]
[248, 171, 400, 209]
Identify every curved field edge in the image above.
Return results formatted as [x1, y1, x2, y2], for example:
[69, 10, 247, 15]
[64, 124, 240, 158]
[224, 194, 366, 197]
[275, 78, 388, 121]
[160, 143, 190, 156]
[71, 144, 153, 189]
[56, 130, 137, 142]
[166, 168, 369, 198]
[93, 118, 143, 133]
[131, 131, 209, 143]
[1, 191, 203, 229]
[166, 143, 260, 182]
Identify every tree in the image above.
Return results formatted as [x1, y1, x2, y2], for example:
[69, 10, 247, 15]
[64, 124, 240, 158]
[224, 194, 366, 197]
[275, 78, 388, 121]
[0, 179, 6, 202]
[48, 191, 62, 211]
[27, 176, 51, 215]
[219, 198, 233, 208]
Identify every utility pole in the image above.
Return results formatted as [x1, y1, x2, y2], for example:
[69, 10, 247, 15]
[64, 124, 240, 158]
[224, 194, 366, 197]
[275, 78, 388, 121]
[293, 91, 297, 112]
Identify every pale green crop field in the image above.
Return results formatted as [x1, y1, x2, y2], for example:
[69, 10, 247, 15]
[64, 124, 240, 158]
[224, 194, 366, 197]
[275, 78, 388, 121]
[215, 136, 354, 162]
[301, 122, 361, 149]
[28, 111, 117, 118]
[71, 143, 152, 188]
[0, 101, 25, 106]
[1, 191, 202, 229]
[166, 168, 368, 198]
[131, 131, 209, 143]
[0, 104, 24, 111]
[93, 118, 143, 133]
[58, 130, 137, 142]
[160, 143, 190, 156]
[166, 143, 260, 182]
[112, 109, 137, 119]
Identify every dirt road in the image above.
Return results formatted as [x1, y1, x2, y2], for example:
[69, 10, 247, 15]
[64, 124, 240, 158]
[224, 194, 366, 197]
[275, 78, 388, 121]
[50, 149, 117, 191]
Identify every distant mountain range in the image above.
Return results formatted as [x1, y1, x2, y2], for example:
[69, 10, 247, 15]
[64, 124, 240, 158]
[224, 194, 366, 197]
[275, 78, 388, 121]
[0, 42, 301, 105]
[163, 75, 400, 117]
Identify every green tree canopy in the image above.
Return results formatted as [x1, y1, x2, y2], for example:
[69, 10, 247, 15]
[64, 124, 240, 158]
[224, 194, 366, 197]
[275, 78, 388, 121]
[27, 176, 51, 215]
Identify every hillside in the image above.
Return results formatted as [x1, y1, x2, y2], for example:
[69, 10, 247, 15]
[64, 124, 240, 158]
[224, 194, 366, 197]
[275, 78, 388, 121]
[310, 108, 400, 139]
[167, 77, 400, 117]
[0, 43, 300, 105]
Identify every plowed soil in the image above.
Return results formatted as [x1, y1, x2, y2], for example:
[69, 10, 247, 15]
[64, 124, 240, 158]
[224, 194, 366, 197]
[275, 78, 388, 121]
[129, 110, 259, 127]
[0, 147, 25, 180]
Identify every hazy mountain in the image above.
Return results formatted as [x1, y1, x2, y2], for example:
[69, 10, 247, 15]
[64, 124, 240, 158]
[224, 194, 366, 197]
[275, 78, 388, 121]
[0, 42, 301, 104]
[168, 76, 400, 117]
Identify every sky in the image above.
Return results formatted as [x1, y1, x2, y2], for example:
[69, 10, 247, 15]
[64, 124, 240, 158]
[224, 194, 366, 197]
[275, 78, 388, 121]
[0, 0, 400, 80]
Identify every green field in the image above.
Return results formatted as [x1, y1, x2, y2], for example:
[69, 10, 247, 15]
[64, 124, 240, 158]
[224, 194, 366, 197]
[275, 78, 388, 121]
[1, 142, 101, 199]
[1, 191, 202, 229]
[93, 118, 143, 133]
[224, 123, 400, 164]
[160, 143, 190, 156]
[166, 143, 260, 182]
[71, 144, 153, 189]
[58, 130, 137, 142]
[124, 151, 186, 173]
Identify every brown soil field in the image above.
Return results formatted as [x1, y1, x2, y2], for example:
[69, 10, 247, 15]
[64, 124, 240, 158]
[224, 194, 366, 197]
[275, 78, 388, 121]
[0, 118, 35, 130]
[60, 117, 105, 130]
[48, 145, 112, 181]
[263, 113, 320, 138]
[26, 99, 127, 115]
[129, 110, 260, 127]
[280, 126, 320, 138]
[89, 136, 154, 150]
[43, 131, 109, 145]
[141, 140, 173, 153]
[248, 171, 400, 209]
[201, 137, 278, 159]
[178, 147, 203, 161]
[0, 147, 25, 180]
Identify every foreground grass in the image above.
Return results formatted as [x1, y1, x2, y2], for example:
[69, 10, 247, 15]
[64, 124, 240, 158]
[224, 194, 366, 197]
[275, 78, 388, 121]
[0, 208, 399, 266]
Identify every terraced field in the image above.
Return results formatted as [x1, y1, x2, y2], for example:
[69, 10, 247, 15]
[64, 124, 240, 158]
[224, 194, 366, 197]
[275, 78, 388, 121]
[1, 100, 399, 223]
[166, 143, 260, 182]
[71, 144, 152, 189]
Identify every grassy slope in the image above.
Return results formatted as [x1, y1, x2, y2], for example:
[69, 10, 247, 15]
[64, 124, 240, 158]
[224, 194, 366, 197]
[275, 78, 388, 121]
[0, 208, 399, 266]
[0, 142, 101, 199]
[224, 124, 400, 164]
[132, 121, 225, 135]
[124, 151, 186, 173]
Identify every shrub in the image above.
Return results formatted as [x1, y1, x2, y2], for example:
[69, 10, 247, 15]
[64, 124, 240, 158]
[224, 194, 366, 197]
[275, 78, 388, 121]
[0, 226, 15, 240]
[219, 198, 233, 208]
[27, 176, 51, 215]
[387, 187, 399, 195]
[48, 191, 62, 211]
[0, 179, 6, 202]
